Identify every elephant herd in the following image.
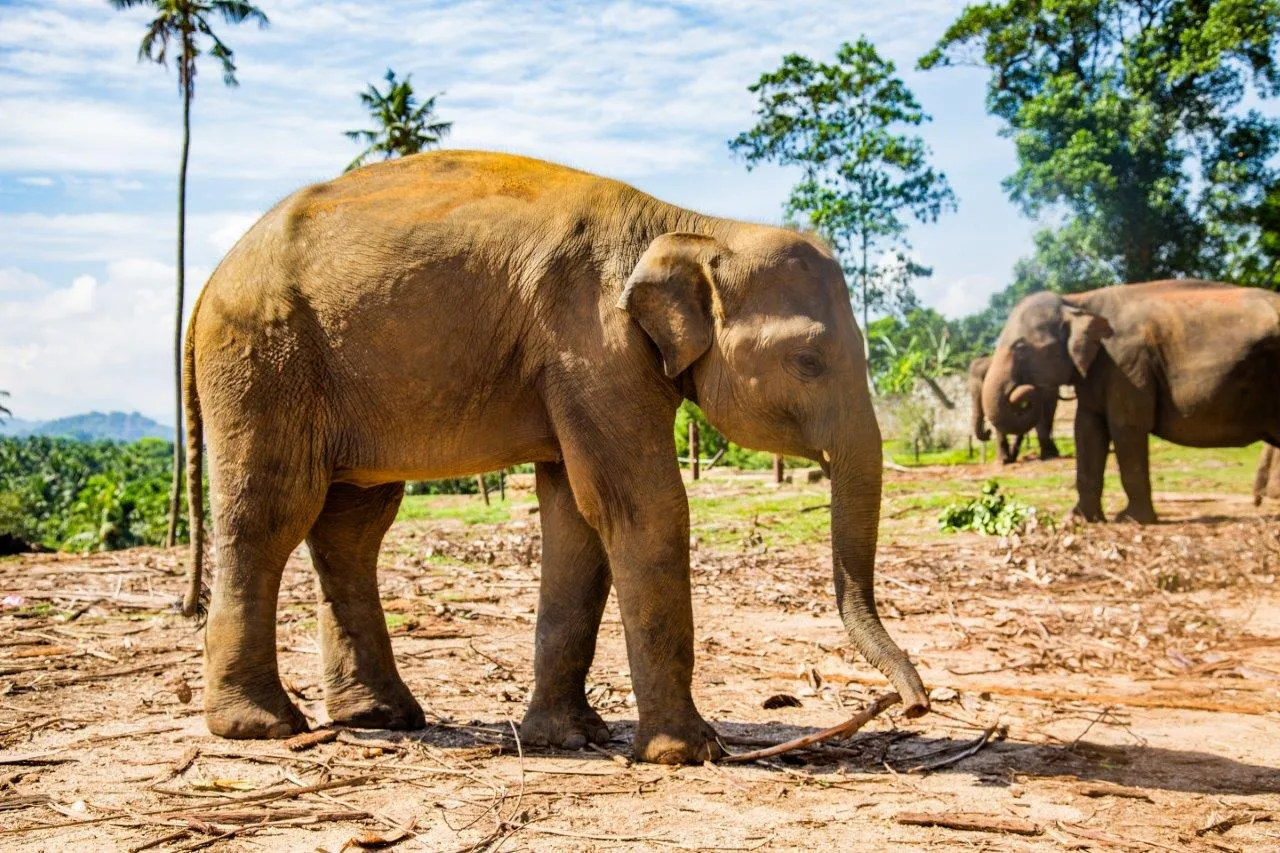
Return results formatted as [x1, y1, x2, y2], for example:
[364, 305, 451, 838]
[970, 283, 1280, 522]
[182, 151, 1280, 762]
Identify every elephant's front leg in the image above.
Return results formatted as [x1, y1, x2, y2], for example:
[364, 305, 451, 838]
[559, 435, 720, 765]
[308, 482, 425, 730]
[1073, 409, 1109, 522]
[520, 462, 612, 750]
[1111, 426, 1157, 524]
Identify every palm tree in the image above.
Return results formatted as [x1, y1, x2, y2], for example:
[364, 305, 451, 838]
[345, 70, 452, 171]
[110, 0, 268, 547]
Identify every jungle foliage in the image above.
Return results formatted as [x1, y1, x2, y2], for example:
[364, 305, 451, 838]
[0, 437, 195, 552]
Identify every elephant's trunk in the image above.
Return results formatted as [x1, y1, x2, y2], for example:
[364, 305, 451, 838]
[830, 439, 929, 717]
[982, 348, 1036, 435]
[970, 377, 991, 442]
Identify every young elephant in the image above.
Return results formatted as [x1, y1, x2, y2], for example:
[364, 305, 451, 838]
[968, 355, 1059, 464]
[983, 281, 1280, 523]
[182, 150, 928, 764]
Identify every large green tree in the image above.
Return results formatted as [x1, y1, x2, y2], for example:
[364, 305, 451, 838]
[345, 69, 452, 171]
[920, 0, 1280, 284]
[111, 0, 268, 547]
[729, 38, 956, 334]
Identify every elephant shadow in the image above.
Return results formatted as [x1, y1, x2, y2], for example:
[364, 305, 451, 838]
[336, 718, 1280, 797]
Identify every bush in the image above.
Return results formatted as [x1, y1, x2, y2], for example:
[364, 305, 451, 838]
[938, 480, 1037, 535]
[893, 398, 952, 455]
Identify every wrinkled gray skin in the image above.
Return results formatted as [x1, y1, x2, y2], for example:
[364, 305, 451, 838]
[182, 151, 929, 765]
[984, 281, 1280, 523]
[968, 356, 1059, 464]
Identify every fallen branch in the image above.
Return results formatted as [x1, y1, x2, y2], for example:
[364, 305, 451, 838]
[1074, 781, 1153, 802]
[718, 692, 899, 763]
[906, 725, 999, 774]
[1197, 812, 1275, 836]
[283, 729, 338, 752]
[896, 812, 1040, 836]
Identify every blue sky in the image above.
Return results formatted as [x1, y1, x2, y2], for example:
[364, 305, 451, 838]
[0, 0, 1037, 422]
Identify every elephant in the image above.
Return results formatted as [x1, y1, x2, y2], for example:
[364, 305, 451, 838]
[983, 281, 1280, 523]
[180, 150, 929, 764]
[1255, 445, 1280, 506]
[968, 355, 1059, 464]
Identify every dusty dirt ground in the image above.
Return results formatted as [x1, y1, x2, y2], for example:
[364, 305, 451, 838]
[0, 463, 1277, 852]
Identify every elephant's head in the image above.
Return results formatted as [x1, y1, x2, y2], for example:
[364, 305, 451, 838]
[982, 292, 1112, 435]
[618, 229, 929, 717]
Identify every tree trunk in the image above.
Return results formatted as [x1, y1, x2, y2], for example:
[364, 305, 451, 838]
[166, 84, 192, 548]
[477, 474, 490, 506]
[688, 419, 700, 481]
[773, 454, 784, 484]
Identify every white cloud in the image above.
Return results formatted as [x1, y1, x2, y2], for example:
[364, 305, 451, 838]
[0, 259, 204, 422]
[17, 176, 54, 187]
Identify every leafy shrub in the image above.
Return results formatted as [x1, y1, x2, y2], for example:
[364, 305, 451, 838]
[938, 480, 1036, 535]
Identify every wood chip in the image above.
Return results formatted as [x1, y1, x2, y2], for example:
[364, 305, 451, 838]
[283, 728, 338, 751]
[1074, 781, 1154, 802]
[896, 812, 1041, 836]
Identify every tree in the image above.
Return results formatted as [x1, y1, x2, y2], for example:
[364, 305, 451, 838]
[729, 37, 956, 335]
[111, 0, 269, 547]
[345, 70, 452, 171]
[868, 308, 968, 403]
[0, 392, 9, 424]
[920, 0, 1280, 283]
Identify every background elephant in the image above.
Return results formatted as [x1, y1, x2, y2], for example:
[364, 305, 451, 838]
[968, 355, 1059, 464]
[1256, 446, 1280, 506]
[182, 150, 928, 765]
[983, 281, 1280, 523]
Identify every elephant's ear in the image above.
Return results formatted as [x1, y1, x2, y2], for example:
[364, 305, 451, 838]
[618, 233, 718, 378]
[1065, 306, 1113, 377]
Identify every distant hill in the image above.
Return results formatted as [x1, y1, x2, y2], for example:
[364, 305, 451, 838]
[0, 411, 171, 442]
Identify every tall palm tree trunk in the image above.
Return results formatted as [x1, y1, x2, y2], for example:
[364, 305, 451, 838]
[166, 85, 191, 548]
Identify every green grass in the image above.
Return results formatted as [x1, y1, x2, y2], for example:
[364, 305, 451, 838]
[397, 495, 526, 525]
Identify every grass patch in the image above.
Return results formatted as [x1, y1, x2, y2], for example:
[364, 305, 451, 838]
[397, 495, 521, 525]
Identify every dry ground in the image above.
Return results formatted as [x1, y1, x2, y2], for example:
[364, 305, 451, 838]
[0, 457, 1277, 852]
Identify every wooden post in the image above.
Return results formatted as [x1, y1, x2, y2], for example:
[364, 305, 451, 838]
[774, 454, 784, 484]
[498, 468, 506, 501]
[477, 473, 490, 506]
[689, 420, 700, 481]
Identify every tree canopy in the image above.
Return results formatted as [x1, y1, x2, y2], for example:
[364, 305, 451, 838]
[920, 0, 1280, 284]
[729, 38, 956, 331]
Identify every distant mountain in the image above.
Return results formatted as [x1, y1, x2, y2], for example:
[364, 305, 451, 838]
[0, 411, 171, 442]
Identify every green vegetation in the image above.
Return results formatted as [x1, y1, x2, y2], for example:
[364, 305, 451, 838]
[111, 0, 270, 547]
[921, 0, 1280, 287]
[346, 69, 452, 172]
[396, 494, 519, 525]
[729, 37, 956, 331]
[0, 437, 194, 551]
[938, 480, 1036, 535]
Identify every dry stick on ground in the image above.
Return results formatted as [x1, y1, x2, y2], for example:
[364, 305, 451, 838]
[906, 725, 1000, 774]
[718, 692, 900, 763]
[896, 812, 1040, 836]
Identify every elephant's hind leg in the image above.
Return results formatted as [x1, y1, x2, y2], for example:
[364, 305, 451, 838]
[308, 482, 424, 730]
[204, 452, 325, 739]
[519, 462, 612, 750]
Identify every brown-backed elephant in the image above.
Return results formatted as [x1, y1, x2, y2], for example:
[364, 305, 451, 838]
[968, 356, 1059, 464]
[983, 281, 1280, 523]
[181, 150, 928, 764]
[1255, 445, 1280, 506]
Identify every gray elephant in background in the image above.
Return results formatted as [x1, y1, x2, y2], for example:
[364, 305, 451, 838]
[983, 281, 1280, 523]
[969, 356, 1059, 464]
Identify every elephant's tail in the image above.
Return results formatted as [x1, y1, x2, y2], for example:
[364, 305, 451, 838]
[181, 314, 207, 620]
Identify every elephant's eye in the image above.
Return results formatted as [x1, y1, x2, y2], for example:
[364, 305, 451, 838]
[788, 349, 825, 379]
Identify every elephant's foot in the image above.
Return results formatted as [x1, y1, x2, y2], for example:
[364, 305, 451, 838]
[1040, 443, 1061, 461]
[633, 711, 723, 765]
[1070, 504, 1106, 523]
[1115, 505, 1157, 525]
[206, 684, 308, 739]
[520, 700, 611, 750]
[326, 681, 425, 730]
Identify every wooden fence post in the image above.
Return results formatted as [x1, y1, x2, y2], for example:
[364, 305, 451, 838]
[477, 473, 490, 506]
[773, 454, 784, 484]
